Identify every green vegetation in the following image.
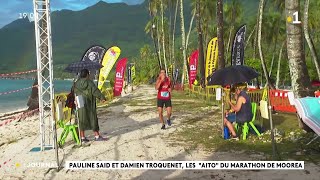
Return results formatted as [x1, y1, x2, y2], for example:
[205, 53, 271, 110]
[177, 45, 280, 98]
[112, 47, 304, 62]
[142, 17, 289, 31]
[1, 0, 319, 85]
[168, 91, 320, 162]
[0, 1, 152, 78]
[138, 0, 320, 87]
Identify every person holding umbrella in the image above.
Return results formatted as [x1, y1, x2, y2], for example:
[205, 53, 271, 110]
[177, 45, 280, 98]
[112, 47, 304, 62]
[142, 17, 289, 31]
[74, 69, 107, 142]
[207, 65, 258, 139]
[224, 85, 253, 139]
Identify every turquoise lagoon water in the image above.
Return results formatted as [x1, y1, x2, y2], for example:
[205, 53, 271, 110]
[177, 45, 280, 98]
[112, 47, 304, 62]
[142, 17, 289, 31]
[0, 79, 72, 114]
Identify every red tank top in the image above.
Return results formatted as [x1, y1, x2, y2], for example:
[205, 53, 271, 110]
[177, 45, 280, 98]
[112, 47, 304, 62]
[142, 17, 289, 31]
[157, 77, 171, 100]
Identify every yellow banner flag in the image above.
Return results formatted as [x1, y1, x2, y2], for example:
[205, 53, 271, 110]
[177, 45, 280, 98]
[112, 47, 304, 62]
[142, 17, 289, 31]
[131, 65, 136, 82]
[205, 37, 218, 85]
[98, 46, 121, 90]
[168, 64, 173, 78]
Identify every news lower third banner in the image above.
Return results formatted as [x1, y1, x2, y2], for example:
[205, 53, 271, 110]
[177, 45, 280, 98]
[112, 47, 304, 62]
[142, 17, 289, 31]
[66, 161, 304, 170]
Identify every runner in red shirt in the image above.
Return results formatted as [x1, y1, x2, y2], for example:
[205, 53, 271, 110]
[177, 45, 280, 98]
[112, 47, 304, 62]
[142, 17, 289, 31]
[155, 68, 172, 129]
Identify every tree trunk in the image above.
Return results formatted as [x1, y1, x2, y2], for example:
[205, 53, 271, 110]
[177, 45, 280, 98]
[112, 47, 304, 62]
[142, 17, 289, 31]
[226, 26, 233, 65]
[186, 10, 196, 51]
[148, 0, 161, 69]
[217, 0, 225, 69]
[156, 19, 162, 68]
[285, 0, 311, 98]
[303, 0, 320, 80]
[180, 0, 188, 85]
[269, 36, 278, 77]
[276, 41, 286, 89]
[172, 1, 178, 68]
[269, 53, 275, 77]
[226, 3, 236, 65]
[152, 25, 162, 69]
[161, 0, 167, 73]
[197, 0, 205, 88]
[245, 25, 256, 50]
[257, 0, 274, 89]
[168, 0, 172, 66]
[253, 8, 259, 60]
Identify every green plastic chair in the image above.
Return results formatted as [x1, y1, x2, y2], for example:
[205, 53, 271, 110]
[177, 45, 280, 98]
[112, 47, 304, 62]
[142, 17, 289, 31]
[57, 107, 80, 146]
[235, 102, 261, 140]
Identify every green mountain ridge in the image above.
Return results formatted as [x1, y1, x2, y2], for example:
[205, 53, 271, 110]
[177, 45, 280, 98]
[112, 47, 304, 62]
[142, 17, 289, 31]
[0, 0, 257, 78]
[0, 1, 153, 76]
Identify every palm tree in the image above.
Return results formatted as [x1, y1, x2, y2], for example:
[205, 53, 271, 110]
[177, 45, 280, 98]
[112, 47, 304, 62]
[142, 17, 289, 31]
[270, 0, 286, 85]
[167, 0, 173, 66]
[244, 25, 256, 50]
[303, 0, 320, 80]
[217, 0, 225, 69]
[196, 0, 205, 87]
[185, 7, 196, 52]
[276, 41, 286, 89]
[147, 0, 162, 69]
[171, 0, 179, 69]
[180, 0, 187, 85]
[160, 0, 168, 73]
[224, 0, 243, 64]
[191, 0, 216, 53]
[285, 0, 311, 97]
[257, 0, 274, 88]
[262, 11, 282, 76]
[189, 0, 215, 86]
[145, 17, 161, 69]
[156, 19, 163, 68]
[252, 6, 259, 61]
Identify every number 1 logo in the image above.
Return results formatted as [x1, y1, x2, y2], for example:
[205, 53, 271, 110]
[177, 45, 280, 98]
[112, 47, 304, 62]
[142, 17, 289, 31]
[292, 11, 301, 24]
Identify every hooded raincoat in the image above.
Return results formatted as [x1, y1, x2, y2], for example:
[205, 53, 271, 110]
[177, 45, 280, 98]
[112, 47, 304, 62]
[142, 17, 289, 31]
[74, 78, 106, 131]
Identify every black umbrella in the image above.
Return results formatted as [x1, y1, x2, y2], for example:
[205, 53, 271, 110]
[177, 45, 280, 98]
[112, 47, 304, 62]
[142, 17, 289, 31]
[64, 60, 103, 73]
[207, 65, 259, 86]
[207, 65, 259, 139]
[64, 60, 104, 145]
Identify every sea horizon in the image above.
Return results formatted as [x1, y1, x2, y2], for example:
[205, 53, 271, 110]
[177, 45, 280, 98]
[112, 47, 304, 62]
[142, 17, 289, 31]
[0, 79, 73, 114]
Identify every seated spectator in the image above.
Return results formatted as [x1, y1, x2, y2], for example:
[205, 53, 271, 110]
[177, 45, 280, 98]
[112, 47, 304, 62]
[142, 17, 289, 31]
[224, 85, 253, 139]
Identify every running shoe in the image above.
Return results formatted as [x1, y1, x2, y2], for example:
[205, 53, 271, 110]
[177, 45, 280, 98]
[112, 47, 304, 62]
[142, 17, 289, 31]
[167, 119, 172, 126]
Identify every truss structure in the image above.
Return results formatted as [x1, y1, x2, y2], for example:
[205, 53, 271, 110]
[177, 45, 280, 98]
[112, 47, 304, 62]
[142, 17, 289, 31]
[33, 0, 56, 151]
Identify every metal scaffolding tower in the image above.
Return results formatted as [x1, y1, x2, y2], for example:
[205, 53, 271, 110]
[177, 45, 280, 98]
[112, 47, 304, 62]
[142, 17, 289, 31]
[33, 0, 56, 151]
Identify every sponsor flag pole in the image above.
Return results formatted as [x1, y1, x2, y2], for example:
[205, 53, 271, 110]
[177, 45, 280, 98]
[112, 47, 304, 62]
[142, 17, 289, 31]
[98, 46, 121, 90]
[80, 45, 106, 84]
[205, 37, 218, 85]
[231, 25, 246, 66]
[114, 58, 128, 96]
[188, 50, 199, 88]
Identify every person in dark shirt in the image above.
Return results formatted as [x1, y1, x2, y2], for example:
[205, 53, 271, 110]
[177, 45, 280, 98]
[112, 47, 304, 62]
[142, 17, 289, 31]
[224, 85, 253, 139]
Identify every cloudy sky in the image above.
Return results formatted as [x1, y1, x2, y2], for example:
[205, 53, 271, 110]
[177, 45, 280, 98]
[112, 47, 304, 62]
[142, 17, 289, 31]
[0, 0, 144, 28]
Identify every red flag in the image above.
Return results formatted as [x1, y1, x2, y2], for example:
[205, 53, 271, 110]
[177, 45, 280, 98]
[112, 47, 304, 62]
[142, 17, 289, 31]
[113, 58, 128, 96]
[189, 50, 199, 87]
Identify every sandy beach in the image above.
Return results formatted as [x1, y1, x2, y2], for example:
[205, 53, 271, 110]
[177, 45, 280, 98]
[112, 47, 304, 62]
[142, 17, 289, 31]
[0, 108, 28, 118]
[0, 85, 319, 180]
